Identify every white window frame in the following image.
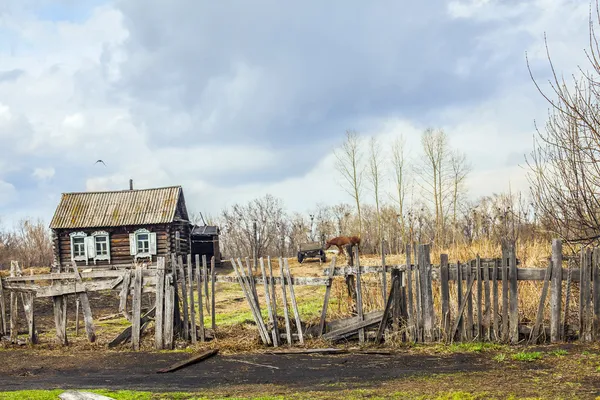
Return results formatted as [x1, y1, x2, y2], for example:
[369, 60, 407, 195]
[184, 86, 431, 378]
[92, 231, 111, 263]
[69, 231, 88, 262]
[130, 228, 157, 259]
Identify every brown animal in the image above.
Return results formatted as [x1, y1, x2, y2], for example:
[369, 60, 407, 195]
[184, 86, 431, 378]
[325, 236, 361, 253]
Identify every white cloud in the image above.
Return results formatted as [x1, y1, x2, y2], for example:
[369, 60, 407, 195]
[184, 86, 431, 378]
[32, 167, 55, 180]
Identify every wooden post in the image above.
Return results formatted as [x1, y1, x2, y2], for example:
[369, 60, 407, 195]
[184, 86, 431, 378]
[187, 254, 196, 344]
[164, 273, 175, 350]
[456, 260, 463, 342]
[381, 240, 387, 305]
[259, 258, 277, 347]
[211, 256, 216, 331]
[155, 257, 166, 349]
[319, 257, 336, 336]
[119, 271, 132, 322]
[392, 269, 402, 333]
[75, 298, 80, 336]
[267, 257, 280, 344]
[583, 248, 593, 341]
[376, 276, 397, 344]
[483, 258, 491, 341]
[197, 255, 205, 342]
[73, 264, 96, 343]
[550, 239, 563, 343]
[178, 255, 189, 341]
[0, 276, 6, 336]
[579, 248, 587, 341]
[405, 244, 414, 340]
[419, 244, 435, 342]
[414, 246, 422, 341]
[284, 258, 304, 345]
[465, 259, 473, 341]
[501, 243, 509, 343]
[564, 259, 573, 340]
[52, 295, 68, 346]
[492, 258, 499, 341]
[440, 254, 450, 341]
[593, 247, 600, 340]
[354, 246, 365, 343]
[508, 242, 519, 345]
[132, 266, 142, 350]
[25, 293, 36, 344]
[245, 257, 260, 310]
[529, 260, 552, 344]
[476, 255, 483, 341]
[9, 263, 17, 343]
[204, 255, 210, 315]
[279, 257, 292, 345]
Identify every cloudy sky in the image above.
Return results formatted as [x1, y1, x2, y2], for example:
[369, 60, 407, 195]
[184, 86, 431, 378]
[0, 0, 592, 226]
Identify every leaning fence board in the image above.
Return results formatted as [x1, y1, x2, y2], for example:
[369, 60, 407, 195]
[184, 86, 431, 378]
[267, 257, 280, 345]
[451, 277, 476, 341]
[232, 258, 270, 345]
[259, 258, 277, 347]
[279, 257, 293, 345]
[284, 258, 304, 345]
[529, 260, 552, 344]
[508, 243, 519, 344]
[109, 307, 156, 348]
[73, 264, 96, 343]
[156, 349, 219, 373]
[465, 259, 474, 341]
[319, 257, 336, 336]
[376, 276, 397, 344]
[550, 239, 563, 342]
[323, 314, 384, 341]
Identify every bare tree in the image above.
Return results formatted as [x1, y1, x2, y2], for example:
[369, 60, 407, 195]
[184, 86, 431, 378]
[391, 135, 410, 245]
[526, 4, 600, 243]
[368, 136, 384, 248]
[449, 149, 470, 243]
[335, 130, 364, 235]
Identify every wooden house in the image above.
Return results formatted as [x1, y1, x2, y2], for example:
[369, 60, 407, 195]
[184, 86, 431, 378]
[190, 224, 221, 264]
[49, 186, 191, 271]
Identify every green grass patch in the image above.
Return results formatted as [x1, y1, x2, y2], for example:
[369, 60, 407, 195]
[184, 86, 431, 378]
[548, 349, 568, 357]
[435, 342, 505, 354]
[512, 351, 543, 362]
[493, 353, 506, 363]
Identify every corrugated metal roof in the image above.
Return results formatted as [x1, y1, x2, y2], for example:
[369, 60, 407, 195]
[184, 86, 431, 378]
[191, 225, 219, 236]
[50, 186, 184, 229]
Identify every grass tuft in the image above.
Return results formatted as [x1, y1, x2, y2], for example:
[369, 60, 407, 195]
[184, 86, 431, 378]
[512, 351, 543, 362]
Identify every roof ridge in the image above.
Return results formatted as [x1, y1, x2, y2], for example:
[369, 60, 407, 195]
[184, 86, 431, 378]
[61, 185, 182, 196]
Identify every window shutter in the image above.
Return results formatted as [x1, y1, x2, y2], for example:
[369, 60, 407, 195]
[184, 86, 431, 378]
[70, 237, 75, 261]
[149, 232, 157, 255]
[106, 234, 111, 262]
[86, 236, 96, 258]
[129, 233, 137, 255]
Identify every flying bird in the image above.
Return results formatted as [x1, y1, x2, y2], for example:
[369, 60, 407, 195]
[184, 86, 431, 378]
[95, 160, 107, 166]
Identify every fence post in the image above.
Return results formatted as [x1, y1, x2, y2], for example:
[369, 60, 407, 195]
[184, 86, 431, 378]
[508, 241, 519, 345]
[354, 246, 365, 343]
[440, 254, 450, 341]
[550, 239, 563, 343]
[155, 257, 165, 349]
[419, 244, 435, 342]
[381, 240, 387, 304]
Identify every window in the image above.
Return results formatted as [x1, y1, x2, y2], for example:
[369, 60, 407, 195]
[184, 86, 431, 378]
[137, 233, 150, 254]
[69, 231, 88, 262]
[129, 228, 157, 258]
[91, 231, 111, 262]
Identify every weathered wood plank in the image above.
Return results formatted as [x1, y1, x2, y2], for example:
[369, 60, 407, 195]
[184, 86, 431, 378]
[476, 255, 483, 341]
[550, 239, 563, 343]
[483, 257, 491, 341]
[529, 260, 552, 344]
[188, 254, 196, 345]
[52, 295, 68, 346]
[440, 254, 450, 341]
[381, 241, 387, 304]
[164, 273, 175, 350]
[450, 277, 475, 341]
[501, 244, 509, 343]
[420, 244, 435, 342]
[73, 264, 96, 343]
[131, 266, 142, 350]
[284, 258, 304, 345]
[405, 244, 414, 341]
[119, 271, 132, 322]
[232, 258, 270, 345]
[318, 257, 336, 337]
[267, 257, 280, 345]
[211, 256, 216, 331]
[492, 259, 499, 341]
[197, 255, 205, 343]
[354, 246, 365, 344]
[376, 276, 397, 344]
[279, 257, 292, 345]
[0, 277, 7, 336]
[594, 248, 600, 340]
[508, 242, 519, 345]
[178, 255, 189, 341]
[466, 259, 474, 341]
[456, 260, 463, 342]
[156, 349, 219, 373]
[259, 257, 276, 347]
[155, 257, 166, 349]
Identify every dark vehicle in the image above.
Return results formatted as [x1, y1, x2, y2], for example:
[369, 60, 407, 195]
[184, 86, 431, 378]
[297, 241, 327, 263]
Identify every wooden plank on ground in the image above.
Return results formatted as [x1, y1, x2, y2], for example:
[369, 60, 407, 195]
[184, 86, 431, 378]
[156, 349, 219, 373]
[550, 239, 563, 343]
[108, 307, 156, 348]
